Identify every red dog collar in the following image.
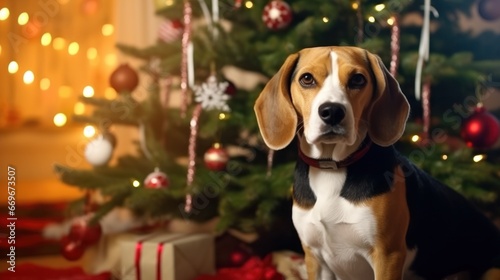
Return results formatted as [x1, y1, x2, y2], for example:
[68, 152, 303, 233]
[298, 138, 372, 169]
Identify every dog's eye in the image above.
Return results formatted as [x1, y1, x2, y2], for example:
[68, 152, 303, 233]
[299, 73, 316, 87]
[348, 74, 366, 89]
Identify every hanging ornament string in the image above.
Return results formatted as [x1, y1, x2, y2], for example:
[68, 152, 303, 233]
[180, 0, 193, 117]
[185, 104, 203, 213]
[422, 80, 432, 141]
[415, 2, 439, 100]
[389, 16, 400, 77]
[139, 122, 154, 161]
[266, 149, 274, 178]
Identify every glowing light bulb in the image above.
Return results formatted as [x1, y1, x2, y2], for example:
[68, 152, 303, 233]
[105, 53, 117, 66]
[374, 4, 385, 12]
[352, 3, 359, 10]
[23, 70, 35, 84]
[101, 24, 114, 36]
[322, 17, 329, 23]
[411, 135, 420, 143]
[53, 113, 67, 127]
[58, 86, 73, 98]
[74, 102, 85, 115]
[8, 61, 19, 74]
[104, 87, 116, 99]
[368, 16, 376, 23]
[83, 125, 96, 138]
[132, 180, 140, 187]
[68, 42, 79, 55]
[0, 7, 10, 20]
[387, 17, 395, 26]
[442, 155, 448, 160]
[245, 1, 253, 8]
[87, 48, 97, 60]
[18, 12, 29, 25]
[40, 78, 50, 90]
[41, 33, 52, 46]
[219, 113, 226, 120]
[473, 154, 485, 163]
[82, 86, 94, 98]
[52, 37, 66, 50]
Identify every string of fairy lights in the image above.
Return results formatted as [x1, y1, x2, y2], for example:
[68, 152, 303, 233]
[0, 0, 116, 138]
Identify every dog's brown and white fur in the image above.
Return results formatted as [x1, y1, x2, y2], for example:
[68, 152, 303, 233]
[254, 46, 500, 280]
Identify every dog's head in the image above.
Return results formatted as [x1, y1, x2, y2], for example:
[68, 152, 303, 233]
[254, 46, 410, 150]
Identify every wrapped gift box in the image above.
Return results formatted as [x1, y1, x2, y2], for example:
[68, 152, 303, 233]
[121, 232, 215, 280]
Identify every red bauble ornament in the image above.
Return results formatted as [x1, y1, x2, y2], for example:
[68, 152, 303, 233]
[109, 64, 139, 93]
[144, 168, 170, 188]
[61, 237, 85, 261]
[204, 144, 229, 171]
[69, 219, 102, 246]
[158, 19, 184, 43]
[224, 80, 237, 96]
[478, 0, 500, 21]
[230, 250, 250, 266]
[461, 106, 500, 149]
[262, 1, 293, 30]
[81, 0, 99, 16]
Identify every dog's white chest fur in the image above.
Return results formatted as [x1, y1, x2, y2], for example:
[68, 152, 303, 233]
[292, 167, 377, 279]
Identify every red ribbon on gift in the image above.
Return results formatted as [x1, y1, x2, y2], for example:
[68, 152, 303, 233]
[195, 255, 284, 280]
[134, 234, 190, 280]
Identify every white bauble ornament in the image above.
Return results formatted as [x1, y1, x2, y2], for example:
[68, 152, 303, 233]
[85, 136, 114, 166]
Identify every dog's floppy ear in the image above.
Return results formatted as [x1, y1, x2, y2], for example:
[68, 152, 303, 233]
[254, 53, 299, 150]
[367, 53, 410, 147]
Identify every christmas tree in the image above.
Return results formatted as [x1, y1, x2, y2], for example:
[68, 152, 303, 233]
[53, 0, 500, 261]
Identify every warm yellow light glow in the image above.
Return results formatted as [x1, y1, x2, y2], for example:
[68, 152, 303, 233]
[53, 113, 67, 127]
[165, 0, 175, 6]
[352, 2, 359, 10]
[219, 113, 226, 120]
[58, 86, 73, 98]
[74, 102, 85, 115]
[442, 155, 448, 160]
[83, 125, 96, 138]
[213, 142, 221, 149]
[0, 45, 2, 55]
[8, 61, 19, 74]
[57, 0, 70, 4]
[53, 37, 66, 50]
[245, 1, 253, 9]
[374, 4, 386, 11]
[132, 180, 140, 188]
[473, 154, 485, 163]
[368, 16, 376, 23]
[41, 32, 52, 46]
[40, 78, 50, 90]
[68, 42, 79, 55]
[18, 12, 29, 25]
[105, 53, 117, 66]
[87, 48, 98, 60]
[387, 17, 395, 26]
[101, 24, 114, 36]
[411, 135, 420, 143]
[82, 86, 94, 98]
[23, 70, 35, 84]
[322, 17, 329, 23]
[104, 87, 117, 99]
[0, 8, 9, 21]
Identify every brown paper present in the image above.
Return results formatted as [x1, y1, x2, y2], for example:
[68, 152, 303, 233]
[121, 232, 215, 280]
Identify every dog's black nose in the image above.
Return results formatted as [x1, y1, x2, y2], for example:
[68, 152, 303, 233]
[318, 102, 346, 126]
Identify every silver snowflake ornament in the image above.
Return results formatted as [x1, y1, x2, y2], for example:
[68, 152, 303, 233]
[194, 75, 230, 112]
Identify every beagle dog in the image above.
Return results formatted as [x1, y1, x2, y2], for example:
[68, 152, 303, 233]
[254, 46, 500, 280]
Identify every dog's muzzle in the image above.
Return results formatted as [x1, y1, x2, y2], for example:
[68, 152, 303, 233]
[318, 102, 346, 126]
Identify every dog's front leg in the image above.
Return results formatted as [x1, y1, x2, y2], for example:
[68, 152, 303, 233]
[371, 249, 406, 280]
[303, 245, 336, 280]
